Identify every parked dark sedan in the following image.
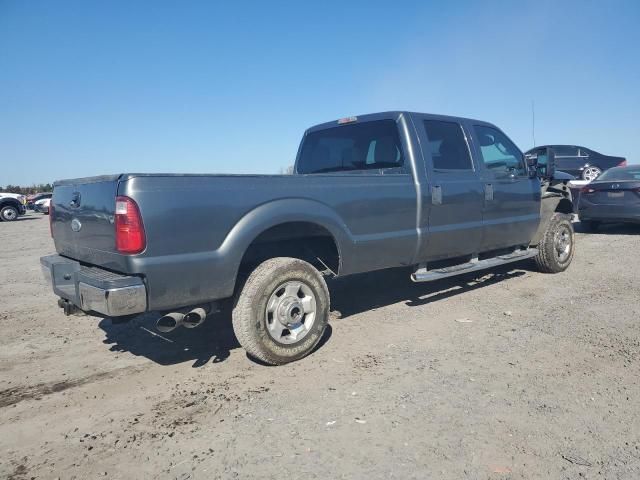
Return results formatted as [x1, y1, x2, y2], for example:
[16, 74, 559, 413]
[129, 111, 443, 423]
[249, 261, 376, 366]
[578, 165, 640, 230]
[525, 145, 626, 181]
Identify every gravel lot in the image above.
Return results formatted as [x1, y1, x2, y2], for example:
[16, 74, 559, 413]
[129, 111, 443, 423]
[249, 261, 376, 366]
[1, 212, 639, 479]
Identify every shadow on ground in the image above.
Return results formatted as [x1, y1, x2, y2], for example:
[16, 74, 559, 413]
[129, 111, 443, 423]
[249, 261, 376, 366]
[99, 262, 531, 367]
[99, 308, 240, 368]
[328, 264, 527, 318]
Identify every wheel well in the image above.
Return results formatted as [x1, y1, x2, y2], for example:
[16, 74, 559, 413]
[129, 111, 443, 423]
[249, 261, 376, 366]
[530, 194, 574, 246]
[0, 199, 20, 209]
[555, 197, 574, 215]
[239, 222, 340, 276]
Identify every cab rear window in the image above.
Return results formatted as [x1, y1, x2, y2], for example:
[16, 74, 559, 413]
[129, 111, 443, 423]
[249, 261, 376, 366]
[297, 120, 405, 174]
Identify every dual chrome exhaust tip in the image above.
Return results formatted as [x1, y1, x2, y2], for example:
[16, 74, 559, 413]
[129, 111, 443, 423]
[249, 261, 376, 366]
[156, 306, 209, 333]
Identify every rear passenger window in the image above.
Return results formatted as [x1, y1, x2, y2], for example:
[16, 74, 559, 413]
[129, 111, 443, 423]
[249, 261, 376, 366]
[474, 125, 526, 176]
[297, 120, 405, 174]
[555, 146, 579, 157]
[423, 120, 473, 170]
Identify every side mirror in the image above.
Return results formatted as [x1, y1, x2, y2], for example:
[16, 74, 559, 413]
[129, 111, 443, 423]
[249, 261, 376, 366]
[528, 148, 556, 179]
[525, 153, 538, 178]
[545, 147, 556, 178]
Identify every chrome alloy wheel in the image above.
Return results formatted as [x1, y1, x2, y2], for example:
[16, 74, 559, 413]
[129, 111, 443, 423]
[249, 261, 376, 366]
[554, 224, 572, 263]
[1, 207, 18, 221]
[582, 166, 602, 182]
[265, 281, 317, 344]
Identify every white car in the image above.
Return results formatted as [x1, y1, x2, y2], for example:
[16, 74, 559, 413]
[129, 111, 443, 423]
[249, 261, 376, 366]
[34, 197, 51, 214]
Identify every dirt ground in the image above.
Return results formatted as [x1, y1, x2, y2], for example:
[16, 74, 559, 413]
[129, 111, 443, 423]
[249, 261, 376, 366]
[1, 212, 639, 479]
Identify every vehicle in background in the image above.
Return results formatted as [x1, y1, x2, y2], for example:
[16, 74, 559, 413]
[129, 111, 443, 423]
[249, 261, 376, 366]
[578, 165, 640, 230]
[525, 145, 626, 181]
[27, 192, 53, 210]
[41, 112, 576, 365]
[0, 192, 27, 222]
[566, 179, 588, 214]
[34, 197, 51, 214]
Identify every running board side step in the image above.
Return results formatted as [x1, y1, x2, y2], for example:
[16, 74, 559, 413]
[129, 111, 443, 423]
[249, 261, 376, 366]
[411, 248, 538, 283]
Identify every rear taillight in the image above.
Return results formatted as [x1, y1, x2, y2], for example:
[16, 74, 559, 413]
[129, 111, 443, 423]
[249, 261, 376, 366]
[115, 196, 146, 254]
[581, 186, 596, 194]
[618, 159, 627, 167]
[49, 202, 54, 237]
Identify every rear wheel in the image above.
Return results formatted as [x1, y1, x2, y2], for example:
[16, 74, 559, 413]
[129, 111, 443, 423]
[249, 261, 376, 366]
[232, 257, 330, 365]
[582, 166, 602, 181]
[0, 205, 19, 222]
[534, 213, 575, 273]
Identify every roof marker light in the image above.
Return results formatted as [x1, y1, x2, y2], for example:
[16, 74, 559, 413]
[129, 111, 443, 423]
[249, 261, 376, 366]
[338, 116, 357, 125]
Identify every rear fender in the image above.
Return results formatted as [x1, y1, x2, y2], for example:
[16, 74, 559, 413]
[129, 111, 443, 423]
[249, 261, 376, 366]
[219, 198, 353, 276]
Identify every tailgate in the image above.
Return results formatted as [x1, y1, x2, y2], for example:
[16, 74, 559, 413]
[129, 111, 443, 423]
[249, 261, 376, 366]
[52, 175, 122, 265]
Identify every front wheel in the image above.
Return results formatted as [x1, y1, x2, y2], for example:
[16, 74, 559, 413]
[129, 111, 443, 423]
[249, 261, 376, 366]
[0, 205, 19, 222]
[534, 213, 575, 273]
[232, 257, 330, 365]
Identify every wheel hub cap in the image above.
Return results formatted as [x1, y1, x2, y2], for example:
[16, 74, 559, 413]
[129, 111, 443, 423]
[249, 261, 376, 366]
[278, 297, 303, 326]
[554, 226, 572, 262]
[265, 281, 317, 345]
[3, 209, 16, 220]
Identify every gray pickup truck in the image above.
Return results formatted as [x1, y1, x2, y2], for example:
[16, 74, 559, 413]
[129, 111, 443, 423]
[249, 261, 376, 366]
[41, 112, 575, 365]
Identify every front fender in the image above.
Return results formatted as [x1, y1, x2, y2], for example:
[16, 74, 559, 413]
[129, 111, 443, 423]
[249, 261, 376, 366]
[530, 192, 573, 246]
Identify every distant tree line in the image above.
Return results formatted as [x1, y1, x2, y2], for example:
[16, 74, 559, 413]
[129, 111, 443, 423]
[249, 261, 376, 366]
[278, 165, 294, 175]
[2, 183, 53, 194]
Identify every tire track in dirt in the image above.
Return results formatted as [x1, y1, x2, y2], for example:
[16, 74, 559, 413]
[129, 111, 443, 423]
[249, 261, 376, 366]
[0, 365, 144, 408]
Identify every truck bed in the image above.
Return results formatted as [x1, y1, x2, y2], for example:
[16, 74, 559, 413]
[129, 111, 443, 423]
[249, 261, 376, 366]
[51, 172, 418, 310]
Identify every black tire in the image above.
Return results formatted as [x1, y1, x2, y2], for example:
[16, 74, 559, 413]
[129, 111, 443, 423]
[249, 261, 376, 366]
[534, 213, 575, 273]
[232, 257, 330, 365]
[0, 205, 20, 222]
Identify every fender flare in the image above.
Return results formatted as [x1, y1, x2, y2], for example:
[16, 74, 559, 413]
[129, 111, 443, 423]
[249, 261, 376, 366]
[0, 197, 22, 209]
[217, 198, 353, 277]
[530, 193, 573, 246]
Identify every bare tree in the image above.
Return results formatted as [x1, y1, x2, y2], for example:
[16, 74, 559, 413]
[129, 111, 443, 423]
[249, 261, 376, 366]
[278, 165, 294, 175]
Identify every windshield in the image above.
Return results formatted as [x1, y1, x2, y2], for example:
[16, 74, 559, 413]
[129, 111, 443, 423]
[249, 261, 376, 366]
[597, 167, 640, 181]
[297, 120, 405, 174]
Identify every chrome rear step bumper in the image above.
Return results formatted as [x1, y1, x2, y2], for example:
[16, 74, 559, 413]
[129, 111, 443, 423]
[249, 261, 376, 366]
[40, 254, 147, 317]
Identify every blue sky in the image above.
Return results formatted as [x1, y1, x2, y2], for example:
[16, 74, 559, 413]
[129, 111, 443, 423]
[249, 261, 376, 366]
[1, 0, 639, 186]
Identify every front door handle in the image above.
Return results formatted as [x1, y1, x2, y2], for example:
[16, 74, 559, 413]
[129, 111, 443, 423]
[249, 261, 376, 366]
[485, 183, 494, 201]
[432, 185, 442, 205]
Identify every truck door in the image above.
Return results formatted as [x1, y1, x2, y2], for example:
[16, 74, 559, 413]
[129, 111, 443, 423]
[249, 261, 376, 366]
[295, 114, 419, 274]
[412, 116, 484, 261]
[470, 124, 540, 252]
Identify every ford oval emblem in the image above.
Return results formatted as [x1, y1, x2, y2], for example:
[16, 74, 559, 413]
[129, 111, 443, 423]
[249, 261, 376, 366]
[71, 218, 82, 232]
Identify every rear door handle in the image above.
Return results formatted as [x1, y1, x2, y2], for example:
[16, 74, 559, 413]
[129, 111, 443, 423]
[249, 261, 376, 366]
[432, 185, 442, 205]
[485, 183, 494, 201]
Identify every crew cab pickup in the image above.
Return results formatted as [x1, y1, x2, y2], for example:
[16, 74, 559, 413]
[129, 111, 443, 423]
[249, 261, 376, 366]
[41, 112, 575, 365]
